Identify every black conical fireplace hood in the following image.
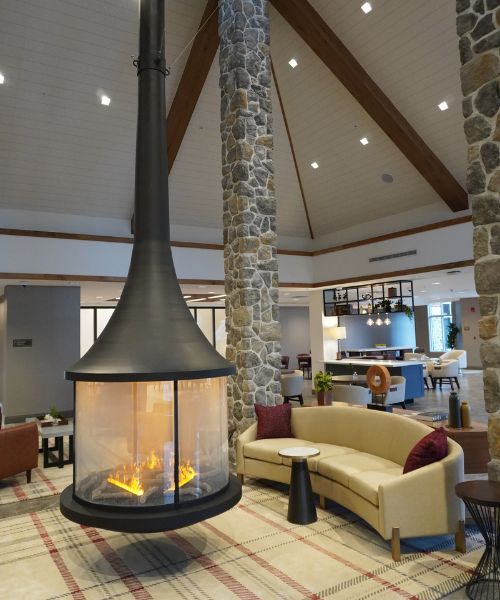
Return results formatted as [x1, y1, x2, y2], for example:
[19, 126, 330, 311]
[59, 0, 241, 534]
[65, 0, 234, 383]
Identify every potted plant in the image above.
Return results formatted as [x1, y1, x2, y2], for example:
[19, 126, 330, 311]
[374, 299, 392, 313]
[394, 300, 414, 321]
[447, 323, 460, 349]
[314, 371, 334, 406]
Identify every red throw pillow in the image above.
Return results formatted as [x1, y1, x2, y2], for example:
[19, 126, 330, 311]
[403, 428, 448, 474]
[255, 403, 293, 440]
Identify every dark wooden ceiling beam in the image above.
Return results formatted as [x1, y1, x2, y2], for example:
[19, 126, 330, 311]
[269, 0, 468, 212]
[271, 62, 314, 239]
[166, 0, 219, 172]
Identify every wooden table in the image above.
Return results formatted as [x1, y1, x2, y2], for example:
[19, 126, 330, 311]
[455, 481, 500, 599]
[26, 417, 74, 468]
[395, 410, 489, 474]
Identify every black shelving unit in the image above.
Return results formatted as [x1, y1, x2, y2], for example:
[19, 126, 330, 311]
[323, 280, 414, 317]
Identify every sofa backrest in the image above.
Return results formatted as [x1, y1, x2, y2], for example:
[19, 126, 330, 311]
[290, 405, 434, 466]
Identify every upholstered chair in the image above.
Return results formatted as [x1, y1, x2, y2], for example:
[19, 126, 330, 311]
[281, 370, 304, 405]
[0, 422, 39, 483]
[332, 384, 372, 405]
[440, 349, 467, 370]
[384, 376, 407, 408]
[428, 359, 460, 390]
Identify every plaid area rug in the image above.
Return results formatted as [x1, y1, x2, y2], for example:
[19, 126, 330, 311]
[0, 479, 484, 600]
[0, 455, 73, 505]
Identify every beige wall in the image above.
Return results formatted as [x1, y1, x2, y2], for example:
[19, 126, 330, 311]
[459, 297, 481, 369]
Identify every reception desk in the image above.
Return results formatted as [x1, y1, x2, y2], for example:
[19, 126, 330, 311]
[325, 359, 425, 401]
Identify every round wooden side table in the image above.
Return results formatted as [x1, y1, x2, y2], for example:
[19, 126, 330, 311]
[456, 480, 500, 599]
[278, 447, 320, 525]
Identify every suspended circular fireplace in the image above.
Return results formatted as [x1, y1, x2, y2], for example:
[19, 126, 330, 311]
[60, 0, 241, 532]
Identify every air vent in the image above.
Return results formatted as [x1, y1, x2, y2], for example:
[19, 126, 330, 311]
[447, 270, 461, 275]
[369, 250, 417, 263]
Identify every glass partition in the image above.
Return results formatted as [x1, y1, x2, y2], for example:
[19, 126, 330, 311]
[74, 377, 229, 508]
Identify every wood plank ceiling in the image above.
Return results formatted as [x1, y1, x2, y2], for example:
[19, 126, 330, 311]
[0, 0, 468, 242]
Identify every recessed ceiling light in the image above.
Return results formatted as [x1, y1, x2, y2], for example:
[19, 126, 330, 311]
[361, 2, 372, 14]
[96, 296, 104, 299]
[0, 73, 5, 85]
[101, 95, 111, 106]
[288, 58, 298, 68]
[360, 137, 369, 145]
[432, 282, 440, 285]
[311, 161, 319, 169]
[438, 100, 449, 111]
[381, 173, 394, 183]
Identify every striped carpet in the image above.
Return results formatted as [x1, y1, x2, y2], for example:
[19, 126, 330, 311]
[0, 455, 72, 505]
[0, 479, 483, 599]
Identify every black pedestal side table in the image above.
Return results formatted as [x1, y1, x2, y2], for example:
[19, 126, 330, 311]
[278, 447, 320, 525]
[456, 480, 500, 600]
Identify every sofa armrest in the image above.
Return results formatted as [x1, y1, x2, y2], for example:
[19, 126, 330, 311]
[0, 422, 39, 479]
[236, 422, 258, 475]
[378, 441, 464, 539]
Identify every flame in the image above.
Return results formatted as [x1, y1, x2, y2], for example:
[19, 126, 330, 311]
[107, 472, 144, 496]
[107, 451, 197, 497]
[166, 460, 197, 491]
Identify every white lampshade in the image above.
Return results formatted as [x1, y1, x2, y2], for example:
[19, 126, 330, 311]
[331, 326, 347, 340]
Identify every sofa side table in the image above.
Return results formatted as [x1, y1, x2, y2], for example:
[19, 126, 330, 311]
[456, 480, 500, 599]
[278, 447, 319, 525]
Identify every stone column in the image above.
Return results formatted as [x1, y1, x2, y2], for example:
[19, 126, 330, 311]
[219, 0, 281, 444]
[457, 0, 500, 478]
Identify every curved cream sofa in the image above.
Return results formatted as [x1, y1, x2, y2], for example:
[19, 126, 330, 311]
[236, 405, 465, 559]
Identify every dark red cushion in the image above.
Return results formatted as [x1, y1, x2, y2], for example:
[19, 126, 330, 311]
[255, 403, 293, 440]
[403, 427, 448, 474]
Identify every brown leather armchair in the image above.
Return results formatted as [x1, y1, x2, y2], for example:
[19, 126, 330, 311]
[0, 422, 39, 482]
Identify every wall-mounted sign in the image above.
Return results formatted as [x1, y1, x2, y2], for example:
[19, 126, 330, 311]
[13, 339, 32, 347]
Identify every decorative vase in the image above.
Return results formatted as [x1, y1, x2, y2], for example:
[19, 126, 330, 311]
[460, 402, 471, 428]
[448, 392, 462, 428]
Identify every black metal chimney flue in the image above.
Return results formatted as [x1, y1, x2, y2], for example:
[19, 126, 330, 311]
[65, 0, 234, 383]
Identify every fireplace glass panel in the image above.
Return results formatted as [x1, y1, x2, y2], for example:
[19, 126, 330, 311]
[74, 377, 228, 508]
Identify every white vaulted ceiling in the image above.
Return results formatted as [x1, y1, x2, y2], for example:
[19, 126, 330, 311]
[0, 0, 468, 242]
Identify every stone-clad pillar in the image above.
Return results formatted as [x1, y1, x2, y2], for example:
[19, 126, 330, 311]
[457, 0, 500, 478]
[219, 0, 281, 443]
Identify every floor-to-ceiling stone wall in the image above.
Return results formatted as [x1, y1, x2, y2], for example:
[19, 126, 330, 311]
[219, 0, 281, 443]
[457, 0, 500, 478]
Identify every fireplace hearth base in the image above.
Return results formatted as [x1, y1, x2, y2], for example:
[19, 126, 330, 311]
[60, 476, 241, 533]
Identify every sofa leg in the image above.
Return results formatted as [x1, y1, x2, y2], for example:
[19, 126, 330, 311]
[455, 520, 466, 553]
[391, 528, 401, 561]
[319, 495, 326, 509]
[237, 473, 244, 484]
[26, 469, 32, 484]
[455, 377, 461, 389]
[299, 394, 304, 406]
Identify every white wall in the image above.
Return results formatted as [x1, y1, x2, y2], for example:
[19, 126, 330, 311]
[313, 222, 473, 285]
[0, 233, 314, 285]
[280, 306, 310, 369]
